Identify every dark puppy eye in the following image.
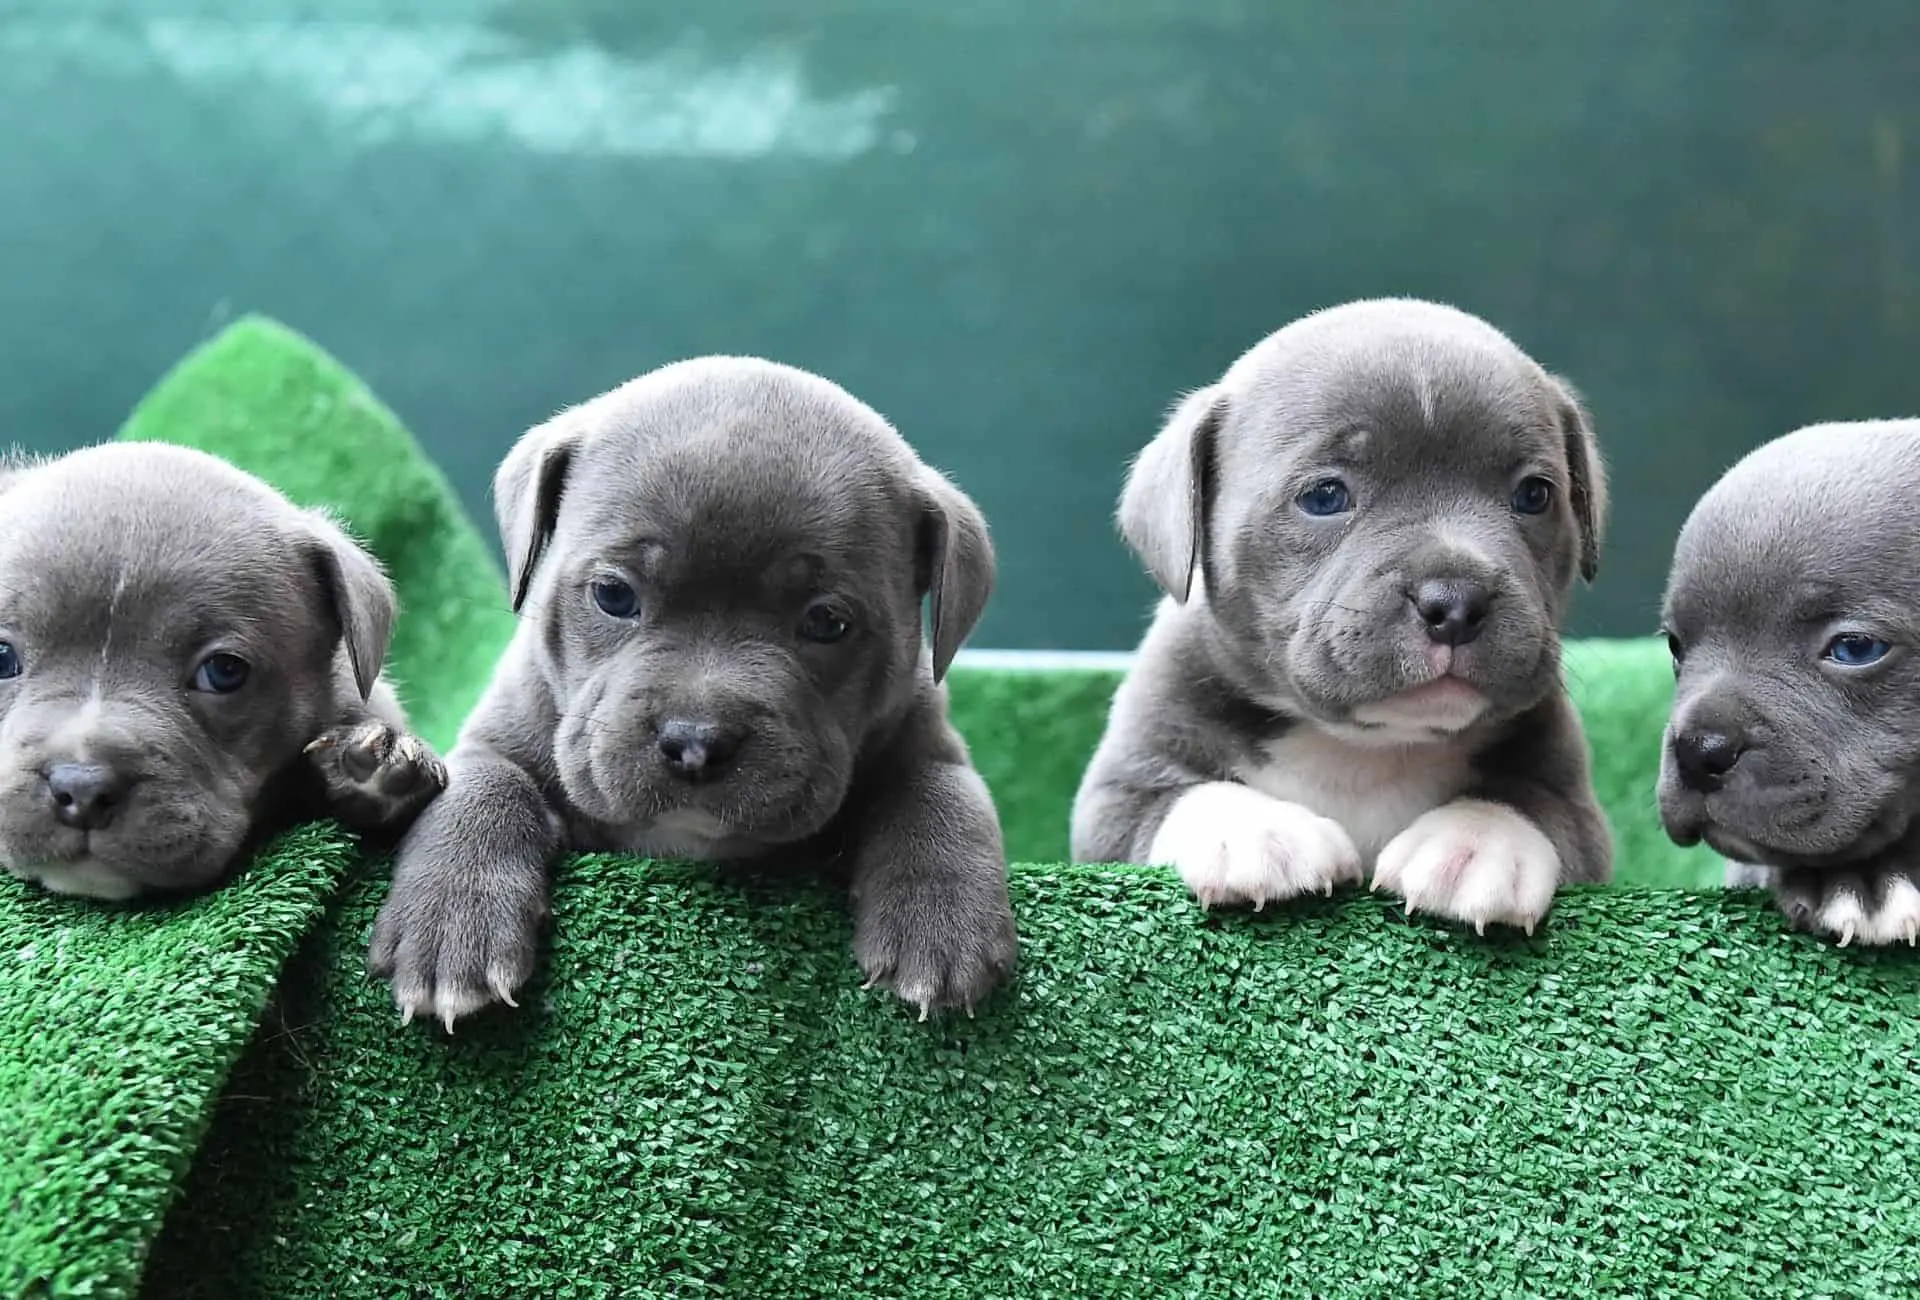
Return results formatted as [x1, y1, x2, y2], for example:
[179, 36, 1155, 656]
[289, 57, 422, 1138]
[1297, 479, 1352, 517]
[1511, 476, 1555, 515]
[1825, 633, 1892, 667]
[591, 578, 640, 619]
[192, 652, 250, 694]
[798, 602, 851, 644]
[1664, 631, 1684, 671]
[0, 640, 19, 679]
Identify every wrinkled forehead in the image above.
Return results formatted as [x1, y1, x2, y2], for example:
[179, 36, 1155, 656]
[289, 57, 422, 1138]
[1229, 337, 1561, 477]
[0, 492, 311, 652]
[562, 434, 914, 594]
[1668, 488, 1920, 633]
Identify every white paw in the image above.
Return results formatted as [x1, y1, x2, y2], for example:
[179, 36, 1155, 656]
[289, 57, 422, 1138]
[1778, 871, 1920, 948]
[1148, 782, 1363, 911]
[1372, 798, 1560, 935]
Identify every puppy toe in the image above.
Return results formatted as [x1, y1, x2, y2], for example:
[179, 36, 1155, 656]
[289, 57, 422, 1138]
[1784, 869, 1920, 947]
[1374, 799, 1561, 935]
[1154, 783, 1360, 912]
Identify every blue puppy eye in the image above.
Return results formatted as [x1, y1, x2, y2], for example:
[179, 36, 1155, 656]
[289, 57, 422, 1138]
[1511, 476, 1555, 515]
[1825, 633, 1892, 667]
[193, 652, 250, 694]
[798, 602, 851, 644]
[0, 641, 19, 679]
[591, 578, 639, 619]
[1297, 479, 1352, 516]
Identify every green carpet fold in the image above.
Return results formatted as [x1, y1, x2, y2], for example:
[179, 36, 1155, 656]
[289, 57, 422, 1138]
[0, 316, 510, 1298]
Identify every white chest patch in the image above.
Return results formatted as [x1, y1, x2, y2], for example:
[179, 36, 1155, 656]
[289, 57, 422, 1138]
[1237, 724, 1474, 863]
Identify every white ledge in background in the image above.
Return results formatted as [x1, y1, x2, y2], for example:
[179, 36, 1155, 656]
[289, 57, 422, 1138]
[952, 649, 1138, 671]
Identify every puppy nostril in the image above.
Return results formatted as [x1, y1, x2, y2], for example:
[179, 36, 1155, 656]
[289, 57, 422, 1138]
[1412, 578, 1493, 647]
[1673, 730, 1746, 793]
[656, 720, 743, 781]
[44, 762, 130, 831]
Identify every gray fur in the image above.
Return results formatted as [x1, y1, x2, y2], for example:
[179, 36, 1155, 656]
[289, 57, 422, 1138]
[0, 442, 445, 901]
[1659, 420, 1920, 945]
[368, 357, 1014, 1030]
[1074, 298, 1612, 933]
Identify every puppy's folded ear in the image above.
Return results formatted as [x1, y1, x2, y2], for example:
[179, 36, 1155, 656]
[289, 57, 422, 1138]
[494, 414, 585, 613]
[1118, 386, 1225, 603]
[1550, 376, 1609, 582]
[303, 511, 397, 701]
[914, 466, 996, 683]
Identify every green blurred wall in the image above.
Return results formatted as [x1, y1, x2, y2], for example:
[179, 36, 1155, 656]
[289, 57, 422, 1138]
[2, 1, 1915, 648]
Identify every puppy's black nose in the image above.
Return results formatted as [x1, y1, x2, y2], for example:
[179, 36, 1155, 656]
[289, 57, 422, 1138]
[656, 720, 743, 781]
[1672, 730, 1746, 793]
[1412, 579, 1492, 647]
[44, 762, 129, 831]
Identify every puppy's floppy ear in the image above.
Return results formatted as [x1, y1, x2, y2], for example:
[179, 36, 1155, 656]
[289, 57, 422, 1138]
[302, 510, 396, 702]
[1118, 386, 1225, 603]
[914, 465, 996, 683]
[494, 413, 584, 613]
[1550, 375, 1608, 583]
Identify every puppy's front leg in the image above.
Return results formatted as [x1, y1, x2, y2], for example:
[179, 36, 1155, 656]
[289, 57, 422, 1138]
[849, 757, 1017, 1020]
[367, 747, 556, 1031]
[1373, 695, 1611, 935]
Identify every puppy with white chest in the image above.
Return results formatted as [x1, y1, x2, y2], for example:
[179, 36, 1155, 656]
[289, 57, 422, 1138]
[0, 442, 446, 901]
[1660, 421, 1920, 947]
[369, 356, 1016, 1029]
[1073, 298, 1613, 934]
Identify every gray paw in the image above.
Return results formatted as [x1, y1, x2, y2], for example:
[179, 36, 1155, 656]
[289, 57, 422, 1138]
[1775, 866, 1920, 947]
[853, 891, 1018, 1021]
[367, 857, 548, 1032]
[308, 720, 448, 827]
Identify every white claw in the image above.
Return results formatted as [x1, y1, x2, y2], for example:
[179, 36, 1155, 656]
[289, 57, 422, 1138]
[399, 1004, 415, 1027]
[965, 1004, 975, 1020]
[489, 979, 519, 1009]
[1251, 897, 1266, 913]
[1838, 924, 1857, 949]
[1323, 881, 1334, 898]
[860, 975, 880, 991]
[917, 1002, 930, 1024]
[1524, 920, 1537, 938]
[303, 736, 334, 754]
[441, 1008, 458, 1035]
[1474, 919, 1487, 937]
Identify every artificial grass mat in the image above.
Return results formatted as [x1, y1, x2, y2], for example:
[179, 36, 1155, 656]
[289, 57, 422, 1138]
[146, 867, 1920, 1298]
[5, 314, 1916, 1297]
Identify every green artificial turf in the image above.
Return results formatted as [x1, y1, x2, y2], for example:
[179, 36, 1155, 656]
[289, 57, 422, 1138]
[0, 317, 510, 1298]
[146, 870, 1920, 1298]
[3, 315, 1906, 1299]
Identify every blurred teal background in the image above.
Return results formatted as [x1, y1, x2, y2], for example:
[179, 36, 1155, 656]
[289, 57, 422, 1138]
[2, 2, 1915, 649]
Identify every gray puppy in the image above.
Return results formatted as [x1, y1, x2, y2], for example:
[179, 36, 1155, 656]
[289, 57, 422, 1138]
[1660, 420, 1920, 946]
[0, 442, 446, 901]
[1073, 298, 1612, 934]
[368, 356, 1014, 1030]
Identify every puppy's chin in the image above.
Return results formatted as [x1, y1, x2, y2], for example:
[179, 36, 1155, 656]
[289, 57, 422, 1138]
[1344, 678, 1491, 740]
[5, 856, 147, 902]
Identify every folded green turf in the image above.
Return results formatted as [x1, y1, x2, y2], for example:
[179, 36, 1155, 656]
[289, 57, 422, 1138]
[0, 317, 512, 1299]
